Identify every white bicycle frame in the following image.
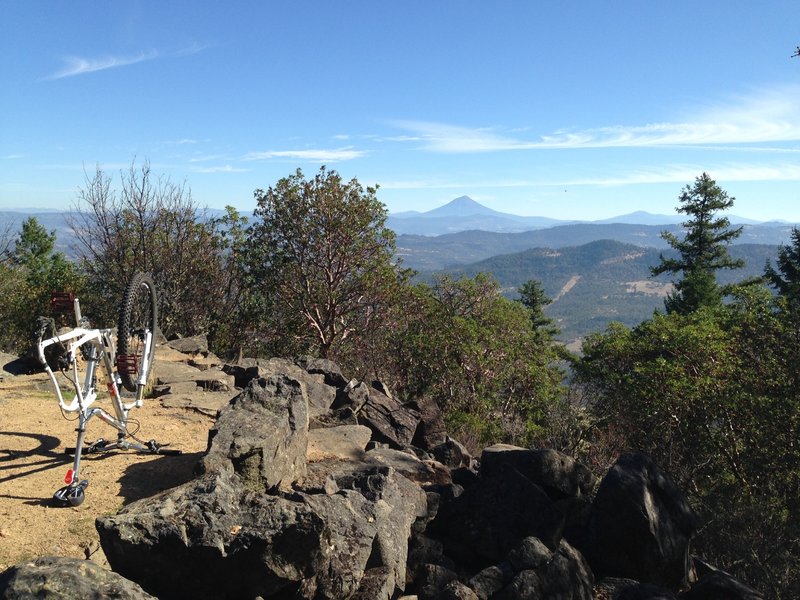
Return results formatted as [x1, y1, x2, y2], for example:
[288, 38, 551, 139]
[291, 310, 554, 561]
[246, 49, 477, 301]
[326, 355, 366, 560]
[37, 296, 154, 490]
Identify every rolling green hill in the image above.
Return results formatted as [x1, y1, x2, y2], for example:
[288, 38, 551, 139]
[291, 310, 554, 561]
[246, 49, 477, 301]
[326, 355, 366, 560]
[397, 222, 796, 272]
[418, 240, 779, 345]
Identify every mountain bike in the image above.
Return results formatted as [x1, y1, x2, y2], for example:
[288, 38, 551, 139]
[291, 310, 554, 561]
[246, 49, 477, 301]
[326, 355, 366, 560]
[36, 272, 179, 507]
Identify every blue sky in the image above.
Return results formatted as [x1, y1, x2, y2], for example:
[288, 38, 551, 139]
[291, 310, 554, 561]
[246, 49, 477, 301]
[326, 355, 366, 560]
[2, 1, 799, 221]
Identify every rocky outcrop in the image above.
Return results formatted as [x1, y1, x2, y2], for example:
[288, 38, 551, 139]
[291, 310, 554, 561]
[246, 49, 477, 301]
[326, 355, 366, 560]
[0, 346, 764, 599]
[95, 357, 429, 600]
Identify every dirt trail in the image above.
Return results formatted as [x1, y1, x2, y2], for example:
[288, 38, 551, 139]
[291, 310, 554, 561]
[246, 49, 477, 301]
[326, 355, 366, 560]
[0, 361, 215, 571]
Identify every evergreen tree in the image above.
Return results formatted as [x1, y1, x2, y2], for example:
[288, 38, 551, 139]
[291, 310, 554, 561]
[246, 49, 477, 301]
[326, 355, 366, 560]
[517, 279, 557, 335]
[12, 217, 77, 292]
[0, 217, 83, 352]
[765, 227, 800, 310]
[651, 173, 743, 314]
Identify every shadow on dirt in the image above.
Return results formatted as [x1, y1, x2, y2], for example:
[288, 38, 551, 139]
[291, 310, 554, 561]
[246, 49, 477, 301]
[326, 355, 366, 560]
[117, 451, 204, 505]
[0, 432, 71, 504]
[0, 431, 68, 484]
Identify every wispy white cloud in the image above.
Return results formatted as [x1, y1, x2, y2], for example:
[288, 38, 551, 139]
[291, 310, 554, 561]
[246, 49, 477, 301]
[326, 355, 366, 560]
[189, 154, 227, 163]
[392, 85, 800, 153]
[380, 178, 538, 190]
[581, 163, 800, 187]
[242, 147, 366, 162]
[379, 162, 800, 192]
[46, 50, 159, 79]
[3, 154, 24, 159]
[45, 44, 206, 80]
[191, 165, 249, 173]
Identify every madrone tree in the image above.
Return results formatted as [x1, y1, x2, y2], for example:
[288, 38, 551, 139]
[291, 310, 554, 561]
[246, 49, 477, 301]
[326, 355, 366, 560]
[651, 173, 743, 314]
[243, 167, 401, 359]
[391, 273, 565, 449]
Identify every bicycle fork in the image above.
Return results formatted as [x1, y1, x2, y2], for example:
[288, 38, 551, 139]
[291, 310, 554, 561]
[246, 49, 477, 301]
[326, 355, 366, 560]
[54, 334, 138, 506]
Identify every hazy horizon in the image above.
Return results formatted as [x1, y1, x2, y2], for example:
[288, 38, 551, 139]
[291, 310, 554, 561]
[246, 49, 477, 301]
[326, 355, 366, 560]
[1, 196, 795, 226]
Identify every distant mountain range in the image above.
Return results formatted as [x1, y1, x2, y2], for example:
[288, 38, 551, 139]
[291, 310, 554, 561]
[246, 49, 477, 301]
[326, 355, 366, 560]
[396, 221, 796, 272]
[388, 196, 568, 234]
[387, 195, 779, 236]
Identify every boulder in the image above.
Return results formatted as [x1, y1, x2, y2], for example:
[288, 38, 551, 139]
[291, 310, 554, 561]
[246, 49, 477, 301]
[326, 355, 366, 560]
[480, 445, 595, 500]
[431, 437, 473, 470]
[363, 447, 452, 486]
[224, 358, 336, 418]
[431, 464, 565, 569]
[165, 334, 209, 355]
[310, 406, 359, 429]
[411, 396, 448, 450]
[222, 357, 270, 388]
[154, 359, 235, 392]
[357, 387, 421, 449]
[492, 538, 593, 600]
[0, 556, 155, 599]
[416, 563, 459, 600]
[441, 580, 480, 600]
[351, 567, 396, 600]
[469, 563, 514, 599]
[159, 390, 234, 416]
[584, 452, 700, 590]
[480, 444, 595, 550]
[188, 352, 223, 371]
[295, 356, 349, 388]
[680, 570, 764, 600]
[199, 375, 309, 491]
[98, 465, 426, 600]
[333, 380, 372, 413]
[307, 423, 372, 461]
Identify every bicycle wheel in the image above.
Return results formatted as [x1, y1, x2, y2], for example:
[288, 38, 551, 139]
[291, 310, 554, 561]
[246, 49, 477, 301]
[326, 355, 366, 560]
[116, 272, 158, 392]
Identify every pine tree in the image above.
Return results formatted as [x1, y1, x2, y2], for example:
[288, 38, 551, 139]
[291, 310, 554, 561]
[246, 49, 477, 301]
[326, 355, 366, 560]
[765, 227, 800, 310]
[651, 173, 743, 314]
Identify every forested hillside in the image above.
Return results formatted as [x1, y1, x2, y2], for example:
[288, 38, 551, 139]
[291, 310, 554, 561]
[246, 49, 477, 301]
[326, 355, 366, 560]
[420, 240, 777, 343]
[397, 221, 795, 271]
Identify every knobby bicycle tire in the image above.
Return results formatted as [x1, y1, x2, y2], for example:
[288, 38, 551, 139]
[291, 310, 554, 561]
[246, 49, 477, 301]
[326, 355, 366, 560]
[117, 272, 158, 392]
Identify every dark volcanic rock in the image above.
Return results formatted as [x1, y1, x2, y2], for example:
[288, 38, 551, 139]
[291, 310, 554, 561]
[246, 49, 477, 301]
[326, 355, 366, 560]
[411, 395, 448, 450]
[431, 464, 565, 570]
[680, 570, 764, 600]
[480, 444, 595, 500]
[431, 436, 473, 470]
[98, 465, 425, 600]
[0, 556, 155, 599]
[165, 334, 209, 355]
[199, 375, 309, 491]
[295, 356, 349, 388]
[357, 387, 421, 449]
[584, 452, 700, 590]
[493, 538, 593, 600]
